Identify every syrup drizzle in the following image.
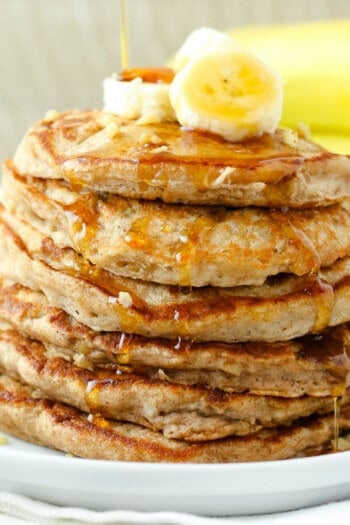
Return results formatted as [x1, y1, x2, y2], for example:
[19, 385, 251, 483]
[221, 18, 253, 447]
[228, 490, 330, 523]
[85, 370, 130, 422]
[299, 329, 349, 454]
[270, 211, 321, 278]
[333, 396, 340, 452]
[118, 67, 174, 83]
[120, 0, 129, 70]
[299, 328, 350, 396]
[312, 281, 335, 334]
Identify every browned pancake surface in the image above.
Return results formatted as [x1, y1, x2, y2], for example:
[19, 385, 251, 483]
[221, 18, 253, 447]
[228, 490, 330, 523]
[1, 329, 343, 441]
[12, 110, 350, 208]
[1, 373, 350, 462]
[1, 280, 349, 398]
[4, 163, 350, 287]
[2, 211, 350, 342]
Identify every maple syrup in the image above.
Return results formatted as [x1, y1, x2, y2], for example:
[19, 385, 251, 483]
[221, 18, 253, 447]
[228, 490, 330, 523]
[118, 67, 174, 84]
[85, 381, 101, 413]
[85, 369, 131, 415]
[290, 275, 334, 333]
[63, 193, 99, 257]
[120, 0, 129, 70]
[333, 396, 340, 451]
[125, 216, 153, 251]
[298, 329, 350, 392]
[90, 413, 111, 429]
[299, 329, 350, 454]
[312, 283, 335, 334]
[270, 210, 321, 276]
[116, 332, 131, 365]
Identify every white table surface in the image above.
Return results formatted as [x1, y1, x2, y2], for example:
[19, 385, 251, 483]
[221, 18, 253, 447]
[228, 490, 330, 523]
[1, 492, 350, 525]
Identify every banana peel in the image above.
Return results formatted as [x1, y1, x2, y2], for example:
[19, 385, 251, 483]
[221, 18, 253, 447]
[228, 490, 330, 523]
[229, 20, 350, 153]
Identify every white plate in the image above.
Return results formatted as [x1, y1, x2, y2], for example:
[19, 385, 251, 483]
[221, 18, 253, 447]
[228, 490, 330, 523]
[1, 432, 350, 516]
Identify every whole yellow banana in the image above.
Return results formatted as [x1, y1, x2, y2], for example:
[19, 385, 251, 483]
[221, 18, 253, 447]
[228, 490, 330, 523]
[229, 21, 350, 153]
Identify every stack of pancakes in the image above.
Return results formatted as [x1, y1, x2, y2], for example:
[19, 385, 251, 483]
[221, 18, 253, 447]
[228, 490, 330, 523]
[1, 110, 350, 461]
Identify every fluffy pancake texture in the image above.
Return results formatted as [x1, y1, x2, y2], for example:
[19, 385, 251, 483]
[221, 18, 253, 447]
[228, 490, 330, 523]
[1, 329, 344, 441]
[2, 211, 350, 342]
[1, 373, 350, 462]
[12, 110, 350, 208]
[4, 163, 350, 287]
[1, 280, 349, 398]
[2, 107, 350, 462]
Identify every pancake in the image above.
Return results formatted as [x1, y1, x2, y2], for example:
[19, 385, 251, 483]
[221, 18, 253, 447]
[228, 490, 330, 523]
[1, 329, 342, 441]
[12, 110, 350, 208]
[4, 164, 350, 287]
[1, 213, 350, 342]
[1, 373, 350, 462]
[1, 280, 349, 398]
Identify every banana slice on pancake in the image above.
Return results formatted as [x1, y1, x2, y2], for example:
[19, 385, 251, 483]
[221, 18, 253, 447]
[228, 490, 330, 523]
[170, 27, 239, 71]
[103, 27, 283, 141]
[103, 73, 176, 123]
[170, 49, 283, 142]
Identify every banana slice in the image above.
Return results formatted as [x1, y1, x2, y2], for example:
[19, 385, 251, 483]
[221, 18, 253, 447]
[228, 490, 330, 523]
[103, 76, 176, 123]
[170, 27, 239, 72]
[170, 50, 283, 142]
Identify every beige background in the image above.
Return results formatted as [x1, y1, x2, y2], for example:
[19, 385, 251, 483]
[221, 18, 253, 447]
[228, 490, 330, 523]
[1, 0, 350, 160]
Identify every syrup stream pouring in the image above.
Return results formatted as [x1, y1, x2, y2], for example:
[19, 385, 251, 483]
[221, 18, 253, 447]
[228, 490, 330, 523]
[120, 0, 129, 70]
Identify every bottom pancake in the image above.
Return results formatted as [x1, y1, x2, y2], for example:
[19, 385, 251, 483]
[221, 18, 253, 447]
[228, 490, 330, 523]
[0, 329, 343, 441]
[1, 373, 350, 462]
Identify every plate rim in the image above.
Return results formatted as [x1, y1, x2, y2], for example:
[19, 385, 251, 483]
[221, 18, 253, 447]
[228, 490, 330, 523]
[1, 433, 350, 497]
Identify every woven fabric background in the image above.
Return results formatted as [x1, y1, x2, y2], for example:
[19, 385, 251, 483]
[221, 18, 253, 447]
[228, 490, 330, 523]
[1, 0, 350, 160]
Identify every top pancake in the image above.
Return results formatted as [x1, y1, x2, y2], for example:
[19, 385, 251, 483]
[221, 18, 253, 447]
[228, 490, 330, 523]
[13, 110, 350, 208]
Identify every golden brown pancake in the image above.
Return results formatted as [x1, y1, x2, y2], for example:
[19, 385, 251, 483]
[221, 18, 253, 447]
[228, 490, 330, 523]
[0, 211, 350, 342]
[1, 373, 350, 462]
[1, 329, 343, 441]
[1, 212, 350, 342]
[4, 102, 350, 465]
[4, 163, 350, 287]
[1, 280, 349, 398]
[12, 110, 350, 208]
